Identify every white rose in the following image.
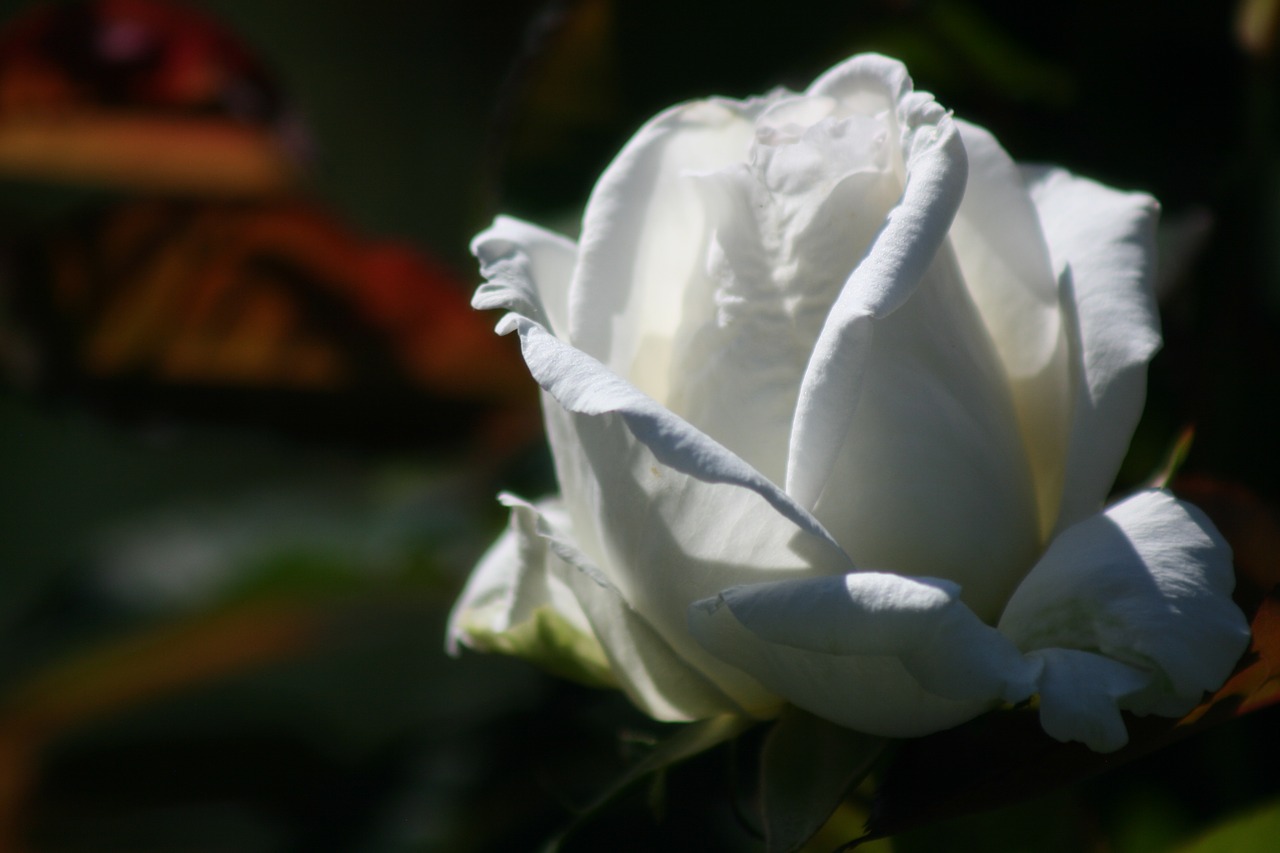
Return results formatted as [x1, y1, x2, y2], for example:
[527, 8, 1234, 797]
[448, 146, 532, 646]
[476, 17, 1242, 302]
[447, 54, 1249, 752]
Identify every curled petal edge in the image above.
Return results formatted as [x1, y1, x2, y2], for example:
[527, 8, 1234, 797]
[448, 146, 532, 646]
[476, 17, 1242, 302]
[471, 215, 577, 341]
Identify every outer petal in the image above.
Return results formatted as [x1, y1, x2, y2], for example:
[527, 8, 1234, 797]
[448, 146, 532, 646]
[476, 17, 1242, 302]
[951, 122, 1071, 539]
[999, 490, 1251, 748]
[568, 93, 775, 403]
[688, 572, 1040, 737]
[1023, 167, 1161, 529]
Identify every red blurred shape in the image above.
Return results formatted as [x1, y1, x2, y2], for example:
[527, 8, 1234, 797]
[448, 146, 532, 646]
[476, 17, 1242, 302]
[0, 0, 304, 193]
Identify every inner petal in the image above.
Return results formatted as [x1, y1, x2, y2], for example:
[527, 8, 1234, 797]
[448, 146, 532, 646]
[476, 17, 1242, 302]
[663, 108, 900, 485]
[569, 97, 772, 405]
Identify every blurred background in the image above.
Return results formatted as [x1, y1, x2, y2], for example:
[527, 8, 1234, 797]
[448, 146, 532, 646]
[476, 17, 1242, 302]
[0, 0, 1279, 851]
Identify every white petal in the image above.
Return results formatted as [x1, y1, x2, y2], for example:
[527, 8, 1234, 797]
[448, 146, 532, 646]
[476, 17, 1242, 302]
[689, 572, 1039, 737]
[951, 122, 1071, 539]
[699, 572, 1039, 699]
[1023, 167, 1161, 528]
[662, 96, 901, 484]
[806, 53, 912, 116]
[516, 315, 842, 555]
[1028, 648, 1151, 752]
[445, 494, 610, 685]
[538, 385, 847, 711]
[471, 215, 577, 340]
[784, 79, 969, 509]
[568, 95, 775, 403]
[497, 495, 747, 721]
[501, 315, 853, 711]
[999, 490, 1251, 741]
[805, 246, 1041, 621]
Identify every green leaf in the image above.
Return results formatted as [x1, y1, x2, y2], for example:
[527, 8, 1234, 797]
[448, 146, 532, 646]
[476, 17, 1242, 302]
[1147, 426, 1196, 489]
[1175, 796, 1280, 852]
[543, 713, 755, 852]
[759, 707, 887, 853]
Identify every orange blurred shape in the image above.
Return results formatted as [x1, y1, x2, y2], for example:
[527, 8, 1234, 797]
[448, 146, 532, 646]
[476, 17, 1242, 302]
[0, 0, 304, 194]
[1173, 476, 1280, 723]
[29, 197, 530, 402]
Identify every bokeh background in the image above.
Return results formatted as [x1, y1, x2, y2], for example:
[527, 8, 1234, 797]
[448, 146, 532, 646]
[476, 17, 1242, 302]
[1, 0, 1279, 851]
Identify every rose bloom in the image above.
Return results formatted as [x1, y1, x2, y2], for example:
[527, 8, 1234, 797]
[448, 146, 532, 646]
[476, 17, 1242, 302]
[448, 54, 1249, 752]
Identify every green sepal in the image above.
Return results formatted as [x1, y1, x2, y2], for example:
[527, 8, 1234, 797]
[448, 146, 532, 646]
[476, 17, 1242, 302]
[460, 604, 617, 689]
[759, 706, 888, 853]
